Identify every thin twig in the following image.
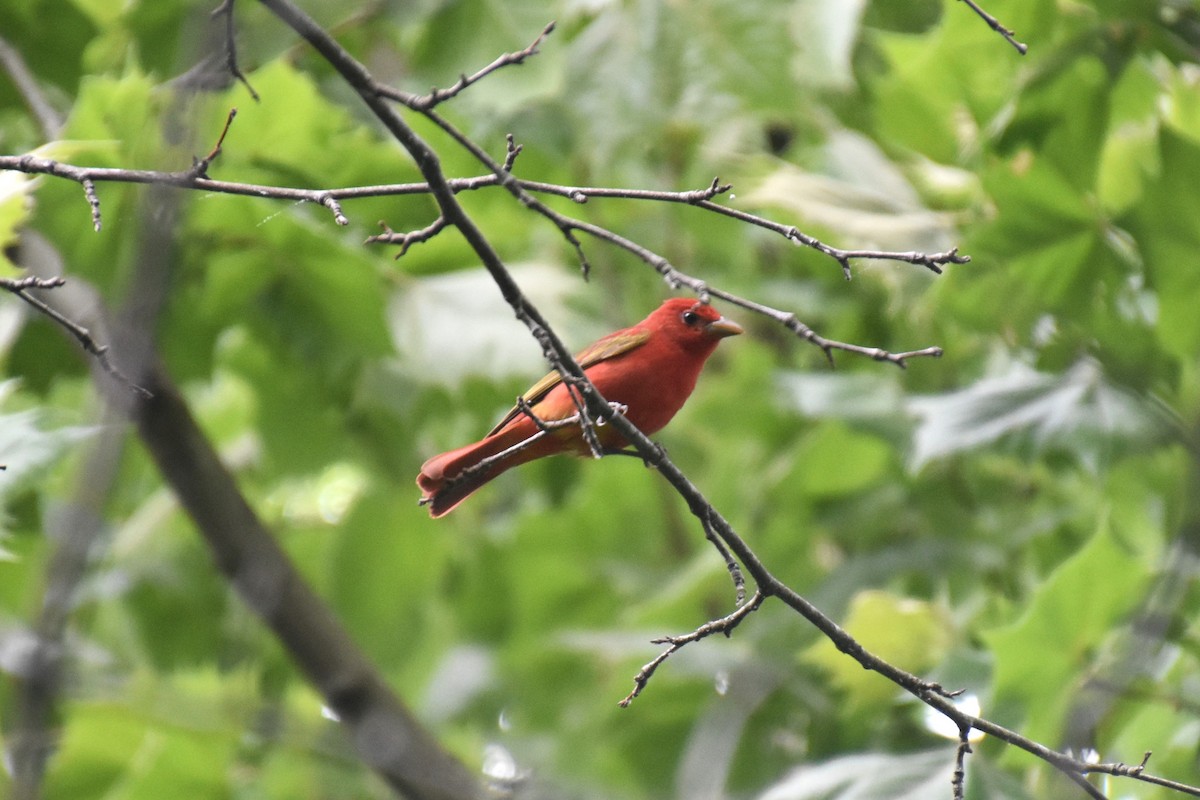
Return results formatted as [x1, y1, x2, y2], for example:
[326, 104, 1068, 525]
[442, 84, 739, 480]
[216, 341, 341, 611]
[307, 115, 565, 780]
[0, 151, 968, 286]
[81, 180, 101, 231]
[367, 215, 450, 256]
[563, 380, 605, 458]
[620, 591, 765, 707]
[419, 430, 550, 509]
[502, 134, 522, 171]
[701, 507, 745, 605]
[0, 35, 62, 138]
[418, 401, 631, 509]
[193, 107, 238, 177]
[703, 291, 944, 369]
[0, 277, 151, 397]
[694, 200, 971, 277]
[0, 153, 449, 224]
[378, 22, 556, 111]
[958, 0, 1028, 55]
[211, 0, 261, 100]
[517, 174, 732, 206]
[952, 728, 972, 800]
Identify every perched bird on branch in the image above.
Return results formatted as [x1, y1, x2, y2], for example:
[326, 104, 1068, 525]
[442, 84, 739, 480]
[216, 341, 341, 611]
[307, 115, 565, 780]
[417, 297, 743, 517]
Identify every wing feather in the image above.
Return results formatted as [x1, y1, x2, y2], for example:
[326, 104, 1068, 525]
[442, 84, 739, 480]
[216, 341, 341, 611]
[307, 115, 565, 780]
[485, 327, 651, 436]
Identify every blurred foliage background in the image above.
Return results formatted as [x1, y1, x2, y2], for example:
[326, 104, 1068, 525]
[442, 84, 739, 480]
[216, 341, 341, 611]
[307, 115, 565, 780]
[3, 0, 1200, 798]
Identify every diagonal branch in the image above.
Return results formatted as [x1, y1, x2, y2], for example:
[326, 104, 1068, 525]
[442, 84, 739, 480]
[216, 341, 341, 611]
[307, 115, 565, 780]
[132, 364, 483, 800]
[251, 6, 1200, 796]
[418, 400, 629, 511]
[958, 0, 1028, 55]
[0, 35, 63, 139]
[388, 109, 946, 366]
[1, 276, 150, 397]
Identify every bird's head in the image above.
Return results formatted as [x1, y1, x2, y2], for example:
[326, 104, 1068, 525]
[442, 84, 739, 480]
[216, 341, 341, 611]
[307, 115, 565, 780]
[654, 297, 743, 350]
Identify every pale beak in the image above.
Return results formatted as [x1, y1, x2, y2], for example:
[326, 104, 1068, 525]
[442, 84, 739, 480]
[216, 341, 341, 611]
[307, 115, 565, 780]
[705, 316, 744, 339]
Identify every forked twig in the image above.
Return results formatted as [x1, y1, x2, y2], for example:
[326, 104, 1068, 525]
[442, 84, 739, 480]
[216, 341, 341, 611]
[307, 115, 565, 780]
[368, 215, 450, 256]
[379, 22, 556, 111]
[620, 591, 765, 707]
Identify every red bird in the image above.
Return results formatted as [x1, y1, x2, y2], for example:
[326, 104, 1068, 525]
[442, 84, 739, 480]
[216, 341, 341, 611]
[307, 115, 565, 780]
[417, 297, 743, 517]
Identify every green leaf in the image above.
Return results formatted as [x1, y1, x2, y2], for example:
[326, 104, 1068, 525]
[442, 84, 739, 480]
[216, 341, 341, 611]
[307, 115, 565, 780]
[1096, 56, 1162, 213]
[45, 700, 237, 800]
[984, 515, 1152, 742]
[909, 358, 1162, 468]
[742, 132, 956, 252]
[0, 169, 35, 276]
[788, 0, 869, 89]
[0, 380, 93, 503]
[757, 747, 957, 800]
[864, 0, 942, 34]
[803, 590, 952, 710]
[1134, 129, 1200, 361]
[789, 422, 892, 498]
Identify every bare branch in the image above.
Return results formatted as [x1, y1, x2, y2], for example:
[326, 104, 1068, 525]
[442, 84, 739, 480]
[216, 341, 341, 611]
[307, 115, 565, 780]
[958, 0, 1028, 55]
[81, 179, 101, 231]
[620, 591, 765, 707]
[367, 215, 451, 256]
[0, 153, 372, 224]
[0, 35, 63, 139]
[518, 209, 945, 367]
[710, 293, 944, 369]
[952, 729, 971, 800]
[211, 0, 261, 100]
[701, 507, 746, 604]
[517, 174, 732, 206]
[695, 201, 971, 277]
[379, 22, 556, 111]
[502, 133, 522, 171]
[317, 192, 348, 225]
[563, 380, 604, 458]
[0, 150, 965, 283]
[0, 276, 150, 397]
[417, 400, 630, 510]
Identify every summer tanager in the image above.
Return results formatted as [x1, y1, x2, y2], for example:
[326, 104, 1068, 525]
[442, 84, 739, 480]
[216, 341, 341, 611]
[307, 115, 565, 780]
[417, 297, 743, 517]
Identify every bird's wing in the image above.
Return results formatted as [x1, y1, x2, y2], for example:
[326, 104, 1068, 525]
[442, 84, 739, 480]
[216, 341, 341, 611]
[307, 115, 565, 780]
[485, 327, 651, 437]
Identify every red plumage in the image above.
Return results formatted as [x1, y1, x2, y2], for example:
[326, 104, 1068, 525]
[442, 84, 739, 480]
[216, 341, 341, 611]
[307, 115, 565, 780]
[417, 298, 742, 517]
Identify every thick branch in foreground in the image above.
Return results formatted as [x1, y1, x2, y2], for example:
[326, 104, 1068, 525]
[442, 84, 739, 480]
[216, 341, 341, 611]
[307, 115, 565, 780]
[132, 366, 482, 800]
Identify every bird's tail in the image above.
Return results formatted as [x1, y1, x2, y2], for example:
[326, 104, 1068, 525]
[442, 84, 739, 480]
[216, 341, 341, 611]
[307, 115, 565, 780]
[417, 425, 556, 517]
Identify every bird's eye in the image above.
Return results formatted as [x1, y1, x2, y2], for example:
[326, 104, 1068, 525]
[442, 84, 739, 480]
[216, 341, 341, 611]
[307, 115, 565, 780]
[681, 310, 701, 326]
